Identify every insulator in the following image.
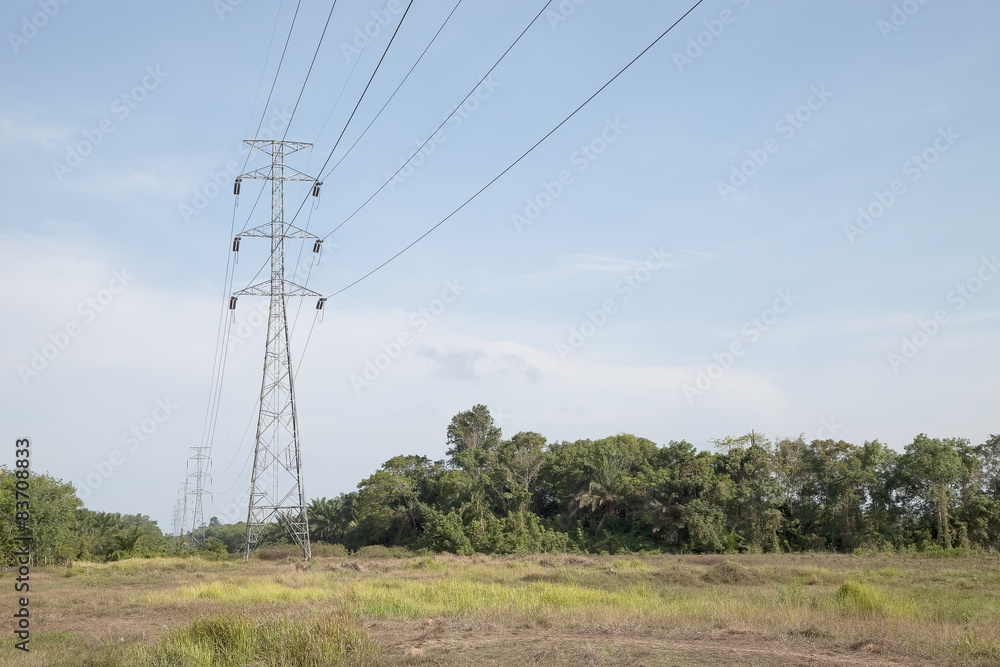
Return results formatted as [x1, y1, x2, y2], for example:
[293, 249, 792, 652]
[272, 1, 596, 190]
[232, 236, 241, 252]
[312, 239, 323, 253]
[233, 177, 242, 196]
[316, 298, 327, 310]
[312, 181, 323, 197]
[229, 296, 238, 310]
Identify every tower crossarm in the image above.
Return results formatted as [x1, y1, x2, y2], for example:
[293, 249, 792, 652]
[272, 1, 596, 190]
[240, 222, 319, 240]
[239, 165, 316, 183]
[244, 139, 311, 155]
[233, 279, 321, 298]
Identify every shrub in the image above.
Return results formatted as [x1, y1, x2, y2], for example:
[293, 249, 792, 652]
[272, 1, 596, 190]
[253, 545, 302, 561]
[702, 561, 760, 585]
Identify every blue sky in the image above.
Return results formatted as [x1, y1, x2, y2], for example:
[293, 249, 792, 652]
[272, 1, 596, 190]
[2, 0, 998, 531]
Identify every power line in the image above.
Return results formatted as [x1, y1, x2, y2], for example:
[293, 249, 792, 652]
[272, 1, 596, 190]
[276, 0, 426, 237]
[322, 0, 466, 181]
[317, 0, 556, 241]
[257, 0, 416, 295]
[324, 0, 707, 298]
[238, 176, 268, 235]
[288, 0, 462, 327]
[280, 0, 341, 142]
[310, 0, 391, 148]
[192, 199, 244, 526]
[244, 0, 304, 170]
[318, 1, 415, 179]
[241, 0, 287, 144]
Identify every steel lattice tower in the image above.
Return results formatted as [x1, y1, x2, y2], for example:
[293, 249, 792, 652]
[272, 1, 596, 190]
[188, 446, 210, 544]
[172, 495, 183, 539]
[231, 140, 321, 561]
[179, 478, 190, 541]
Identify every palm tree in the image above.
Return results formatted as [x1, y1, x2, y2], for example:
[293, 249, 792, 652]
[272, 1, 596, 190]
[308, 495, 356, 544]
[571, 452, 628, 531]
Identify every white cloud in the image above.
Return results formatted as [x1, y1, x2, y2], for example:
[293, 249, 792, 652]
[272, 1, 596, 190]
[0, 115, 71, 150]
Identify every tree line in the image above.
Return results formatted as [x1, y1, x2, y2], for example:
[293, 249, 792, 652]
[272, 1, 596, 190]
[0, 469, 168, 564]
[301, 405, 1000, 555]
[2, 404, 998, 563]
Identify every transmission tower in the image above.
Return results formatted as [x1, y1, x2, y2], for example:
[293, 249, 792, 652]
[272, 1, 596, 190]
[171, 497, 183, 538]
[188, 446, 211, 544]
[179, 478, 190, 541]
[230, 140, 324, 561]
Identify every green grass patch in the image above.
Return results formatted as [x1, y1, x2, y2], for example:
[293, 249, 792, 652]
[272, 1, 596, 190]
[119, 615, 382, 666]
[610, 558, 654, 572]
[344, 578, 667, 618]
[835, 580, 913, 618]
[153, 580, 331, 604]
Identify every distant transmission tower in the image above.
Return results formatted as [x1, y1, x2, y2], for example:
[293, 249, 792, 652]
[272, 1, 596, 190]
[188, 446, 211, 544]
[179, 478, 190, 541]
[171, 496, 183, 538]
[230, 140, 324, 561]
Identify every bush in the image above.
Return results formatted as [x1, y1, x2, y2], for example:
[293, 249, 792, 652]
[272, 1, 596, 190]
[353, 545, 410, 559]
[310, 543, 348, 558]
[702, 561, 760, 585]
[418, 509, 473, 555]
[253, 545, 302, 561]
[196, 537, 229, 561]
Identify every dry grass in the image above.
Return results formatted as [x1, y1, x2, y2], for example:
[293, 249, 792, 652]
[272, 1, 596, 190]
[3, 551, 999, 666]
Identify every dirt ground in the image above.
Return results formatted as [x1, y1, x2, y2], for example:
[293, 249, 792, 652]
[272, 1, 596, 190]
[3, 551, 997, 665]
[368, 619, 923, 666]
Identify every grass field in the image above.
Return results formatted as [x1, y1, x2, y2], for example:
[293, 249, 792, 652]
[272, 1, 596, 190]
[3, 550, 999, 666]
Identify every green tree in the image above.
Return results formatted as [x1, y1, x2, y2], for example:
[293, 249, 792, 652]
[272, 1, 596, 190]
[446, 405, 502, 479]
[647, 441, 731, 552]
[715, 434, 783, 552]
[0, 470, 82, 565]
[897, 435, 965, 547]
[490, 432, 547, 514]
[353, 464, 422, 546]
[308, 495, 357, 545]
